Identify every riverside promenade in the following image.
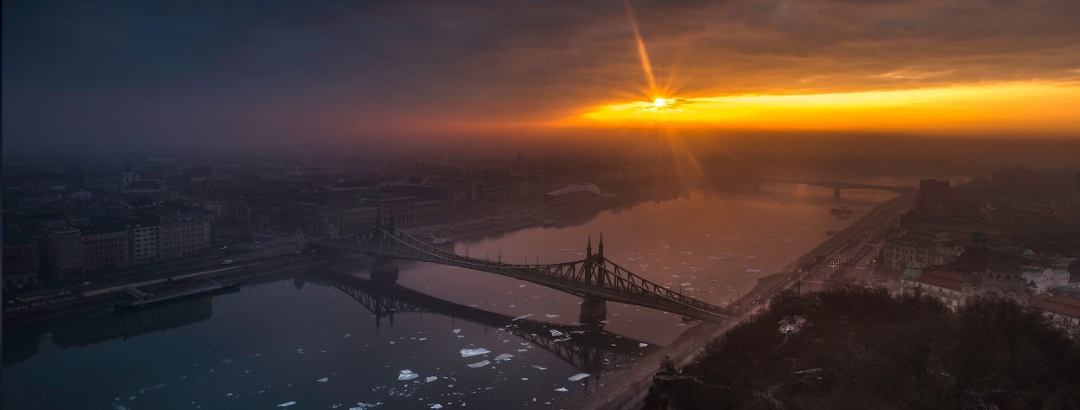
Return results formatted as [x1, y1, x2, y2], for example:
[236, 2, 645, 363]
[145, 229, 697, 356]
[569, 192, 914, 410]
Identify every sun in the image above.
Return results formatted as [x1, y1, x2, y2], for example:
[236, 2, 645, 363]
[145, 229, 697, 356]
[653, 97, 667, 108]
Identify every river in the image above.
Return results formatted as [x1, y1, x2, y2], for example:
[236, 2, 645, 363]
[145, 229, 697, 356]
[3, 185, 897, 410]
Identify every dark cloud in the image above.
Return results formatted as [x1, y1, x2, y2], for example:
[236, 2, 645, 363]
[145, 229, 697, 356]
[3, 0, 1078, 155]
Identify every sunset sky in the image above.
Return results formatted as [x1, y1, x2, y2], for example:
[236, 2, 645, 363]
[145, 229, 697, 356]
[4, 0, 1079, 154]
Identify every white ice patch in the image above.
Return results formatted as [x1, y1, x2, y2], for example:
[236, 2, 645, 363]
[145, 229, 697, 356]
[344, 333, 351, 338]
[555, 387, 569, 392]
[397, 370, 419, 381]
[532, 365, 547, 370]
[460, 348, 490, 357]
[518, 284, 526, 288]
[318, 378, 329, 383]
[544, 314, 560, 318]
[493, 353, 514, 362]
[567, 373, 590, 382]
[418, 337, 427, 341]
[512, 313, 533, 321]
[467, 360, 491, 368]
[296, 348, 306, 354]
[425, 376, 438, 383]
[277, 401, 297, 407]
[452, 329, 461, 334]
[638, 343, 649, 348]
[549, 330, 564, 337]
[431, 405, 443, 409]
[221, 359, 234, 363]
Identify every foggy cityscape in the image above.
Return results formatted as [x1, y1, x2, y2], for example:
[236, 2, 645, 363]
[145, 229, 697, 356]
[3, 1, 1080, 409]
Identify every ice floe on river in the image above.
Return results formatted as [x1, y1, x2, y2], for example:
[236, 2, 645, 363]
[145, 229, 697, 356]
[397, 370, 419, 381]
[467, 360, 491, 368]
[567, 373, 590, 382]
[460, 348, 490, 357]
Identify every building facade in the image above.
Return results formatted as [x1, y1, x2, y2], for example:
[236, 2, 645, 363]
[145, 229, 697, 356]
[79, 224, 130, 275]
[158, 210, 211, 260]
[47, 229, 83, 279]
[3, 229, 40, 291]
[127, 219, 161, 265]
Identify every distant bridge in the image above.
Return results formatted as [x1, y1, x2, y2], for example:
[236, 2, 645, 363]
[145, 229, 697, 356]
[323, 272, 659, 373]
[315, 223, 734, 323]
[710, 177, 915, 199]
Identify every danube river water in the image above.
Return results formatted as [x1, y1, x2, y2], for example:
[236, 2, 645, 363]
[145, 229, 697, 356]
[4, 186, 896, 410]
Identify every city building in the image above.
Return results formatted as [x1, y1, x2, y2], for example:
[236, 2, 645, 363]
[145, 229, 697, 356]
[881, 233, 965, 271]
[3, 228, 40, 291]
[79, 223, 130, 275]
[283, 199, 379, 238]
[46, 229, 83, 280]
[126, 218, 161, 265]
[158, 210, 211, 260]
[901, 262, 965, 309]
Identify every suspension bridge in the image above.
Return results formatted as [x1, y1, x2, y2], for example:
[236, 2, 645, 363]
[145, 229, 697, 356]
[314, 220, 734, 323]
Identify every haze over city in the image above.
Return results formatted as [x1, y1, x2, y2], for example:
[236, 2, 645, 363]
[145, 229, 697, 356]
[3, 1, 1080, 410]
[4, 0, 1080, 158]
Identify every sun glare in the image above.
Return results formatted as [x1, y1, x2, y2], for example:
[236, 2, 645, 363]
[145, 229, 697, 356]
[569, 82, 1080, 133]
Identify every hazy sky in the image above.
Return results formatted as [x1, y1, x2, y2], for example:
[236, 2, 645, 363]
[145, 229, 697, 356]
[4, 0, 1079, 155]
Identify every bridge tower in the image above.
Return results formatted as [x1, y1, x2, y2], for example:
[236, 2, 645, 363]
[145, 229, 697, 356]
[580, 235, 608, 324]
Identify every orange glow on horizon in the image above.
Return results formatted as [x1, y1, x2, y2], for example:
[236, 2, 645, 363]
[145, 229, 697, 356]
[567, 82, 1080, 133]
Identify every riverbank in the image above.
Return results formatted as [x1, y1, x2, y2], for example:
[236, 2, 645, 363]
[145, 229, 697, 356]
[3, 251, 368, 329]
[569, 192, 913, 410]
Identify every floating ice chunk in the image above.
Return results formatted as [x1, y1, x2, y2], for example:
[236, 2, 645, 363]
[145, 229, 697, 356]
[638, 343, 649, 348]
[545, 314, 560, 318]
[549, 330, 564, 337]
[112, 404, 130, 410]
[532, 365, 547, 370]
[467, 360, 491, 368]
[680, 282, 692, 286]
[493, 353, 514, 362]
[680, 251, 692, 255]
[746, 269, 762, 273]
[226, 393, 234, 397]
[318, 378, 329, 383]
[221, 359, 234, 363]
[452, 329, 461, 334]
[431, 405, 443, 409]
[277, 401, 297, 407]
[518, 284, 526, 288]
[567, 373, 589, 382]
[522, 378, 529, 381]
[296, 348, 306, 354]
[512, 313, 533, 321]
[555, 387, 569, 392]
[352, 402, 382, 410]
[418, 337, 427, 341]
[398, 370, 419, 381]
[426, 376, 438, 383]
[460, 348, 490, 357]
[517, 349, 528, 352]
[344, 333, 351, 338]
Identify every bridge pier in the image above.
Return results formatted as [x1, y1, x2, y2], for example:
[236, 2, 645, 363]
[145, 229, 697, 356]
[370, 257, 399, 286]
[579, 298, 608, 324]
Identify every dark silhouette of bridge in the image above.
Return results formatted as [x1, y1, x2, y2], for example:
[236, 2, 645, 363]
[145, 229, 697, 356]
[314, 223, 734, 323]
[320, 272, 659, 373]
[710, 177, 914, 199]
